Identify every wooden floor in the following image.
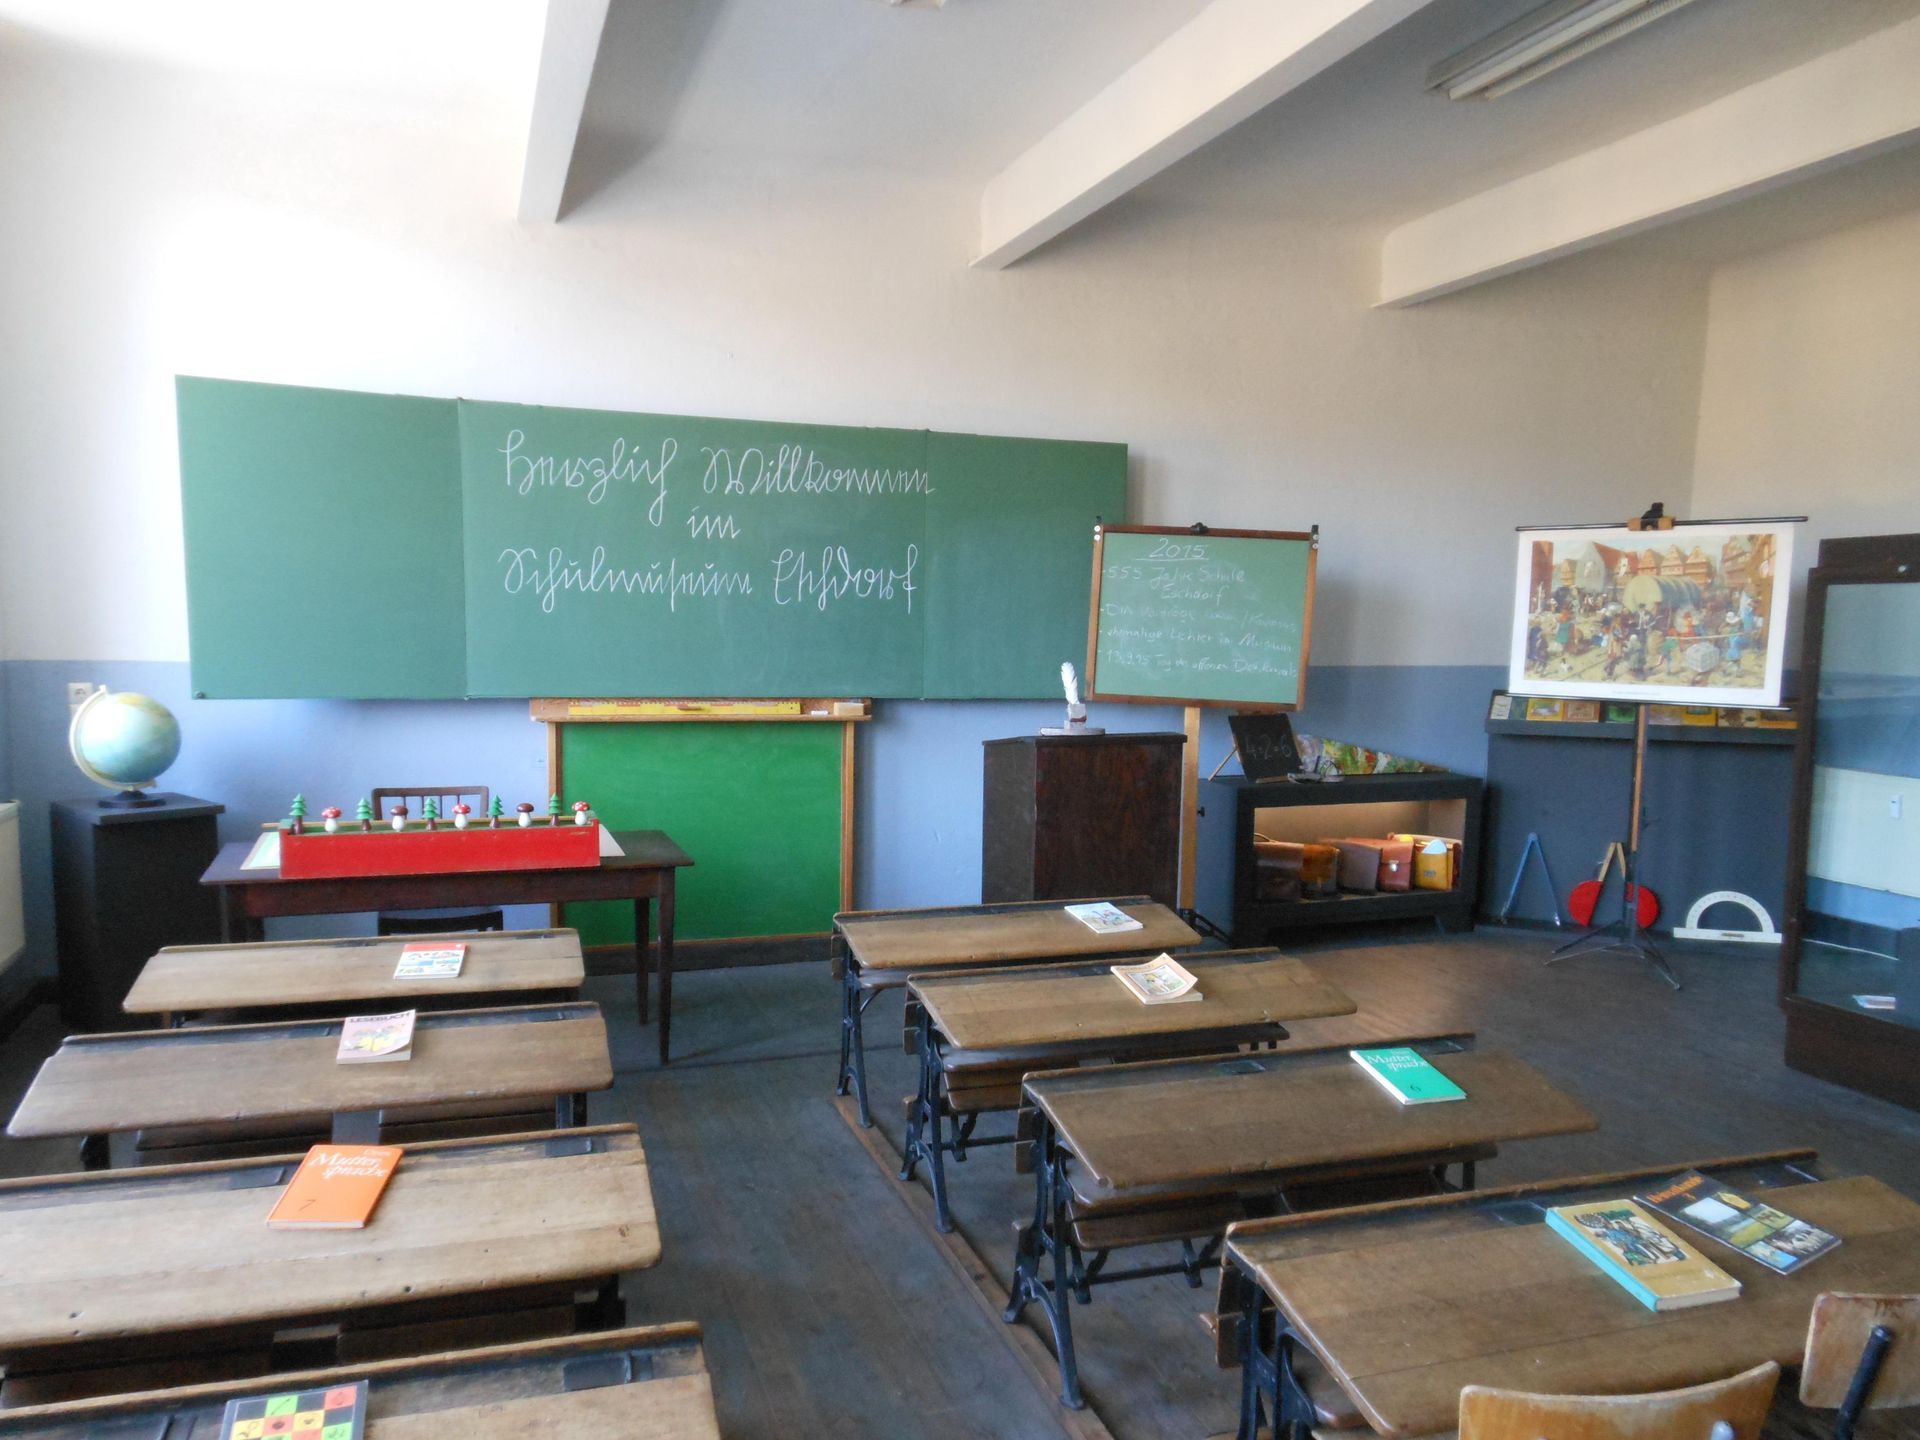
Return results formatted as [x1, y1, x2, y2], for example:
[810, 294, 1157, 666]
[3, 927, 1919, 1438]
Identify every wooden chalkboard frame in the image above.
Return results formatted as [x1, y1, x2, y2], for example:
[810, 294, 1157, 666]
[1084, 524, 1318, 710]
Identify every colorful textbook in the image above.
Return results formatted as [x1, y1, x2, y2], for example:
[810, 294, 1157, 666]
[336, 1010, 415, 1064]
[220, 1380, 367, 1440]
[1111, 954, 1202, 1005]
[1546, 1199, 1741, 1311]
[393, 940, 466, 980]
[1065, 901, 1143, 935]
[1349, 1047, 1466, 1104]
[1637, 1170, 1840, 1274]
[266, 1145, 402, 1230]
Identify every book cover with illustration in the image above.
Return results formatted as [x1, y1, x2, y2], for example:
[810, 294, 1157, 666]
[1349, 1047, 1466, 1105]
[1110, 954, 1203, 1004]
[336, 1010, 415, 1064]
[1636, 1170, 1840, 1274]
[393, 941, 466, 980]
[1065, 901, 1144, 934]
[1546, 1198, 1741, 1311]
[267, 1146, 402, 1230]
[220, 1380, 367, 1440]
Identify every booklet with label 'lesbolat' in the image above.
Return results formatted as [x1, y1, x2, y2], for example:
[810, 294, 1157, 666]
[1110, 954, 1203, 1005]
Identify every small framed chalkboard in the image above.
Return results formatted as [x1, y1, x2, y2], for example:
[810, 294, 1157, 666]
[1227, 712, 1302, 781]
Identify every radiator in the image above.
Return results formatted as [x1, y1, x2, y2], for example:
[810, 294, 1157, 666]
[0, 801, 22, 973]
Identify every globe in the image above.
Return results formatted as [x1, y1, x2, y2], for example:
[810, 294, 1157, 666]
[69, 690, 182, 798]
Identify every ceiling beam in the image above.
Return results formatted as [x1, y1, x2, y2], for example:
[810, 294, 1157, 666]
[517, 0, 611, 224]
[1378, 15, 1920, 306]
[973, 0, 1437, 269]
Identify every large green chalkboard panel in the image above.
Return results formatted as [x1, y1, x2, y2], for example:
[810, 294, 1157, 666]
[921, 432, 1126, 699]
[559, 722, 843, 945]
[1089, 528, 1316, 708]
[459, 400, 926, 698]
[178, 378, 465, 699]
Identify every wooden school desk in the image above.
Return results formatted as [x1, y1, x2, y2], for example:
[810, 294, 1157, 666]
[0, 1324, 722, 1440]
[902, 948, 1355, 1231]
[1217, 1149, 1920, 1440]
[7, 1002, 613, 1169]
[0, 1124, 660, 1405]
[122, 927, 587, 1022]
[200, 829, 692, 1063]
[832, 897, 1201, 1125]
[1009, 1037, 1598, 1408]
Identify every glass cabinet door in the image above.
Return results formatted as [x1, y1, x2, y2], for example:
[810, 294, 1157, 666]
[1790, 575, 1920, 1029]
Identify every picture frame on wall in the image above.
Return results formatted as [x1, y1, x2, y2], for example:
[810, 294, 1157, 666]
[1509, 522, 1795, 707]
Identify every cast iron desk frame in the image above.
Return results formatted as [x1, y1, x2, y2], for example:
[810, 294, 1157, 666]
[900, 948, 1355, 1234]
[1222, 1149, 1826, 1440]
[200, 829, 692, 1064]
[1010, 1036, 1490, 1410]
[831, 897, 1200, 1128]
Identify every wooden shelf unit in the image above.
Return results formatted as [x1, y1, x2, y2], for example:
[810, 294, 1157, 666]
[1211, 772, 1484, 945]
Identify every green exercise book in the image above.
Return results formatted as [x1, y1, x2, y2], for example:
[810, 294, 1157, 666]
[1349, 1047, 1466, 1105]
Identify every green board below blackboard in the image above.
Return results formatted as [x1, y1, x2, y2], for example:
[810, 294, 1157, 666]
[1088, 526, 1316, 708]
[559, 722, 843, 947]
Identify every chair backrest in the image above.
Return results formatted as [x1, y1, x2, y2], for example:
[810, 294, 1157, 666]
[1459, 1361, 1779, 1440]
[370, 785, 491, 819]
[1801, 1293, 1920, 1411]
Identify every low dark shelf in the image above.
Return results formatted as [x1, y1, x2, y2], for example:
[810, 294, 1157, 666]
[1485, 718, 1795, 746]
[1210, 772, 1484, 946]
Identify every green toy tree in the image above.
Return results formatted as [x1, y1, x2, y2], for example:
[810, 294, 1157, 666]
[488, 795, 505, 828]
[356, 797, 373, 832]
[423, 796, 440, 829]
[547, 793, 563, 825]
[289, 794, 308, 835]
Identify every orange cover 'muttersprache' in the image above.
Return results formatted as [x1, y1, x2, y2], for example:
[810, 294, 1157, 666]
[267, 1145, 403, 1229]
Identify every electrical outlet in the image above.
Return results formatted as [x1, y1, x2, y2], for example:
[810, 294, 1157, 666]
[66, 682, 99, 716]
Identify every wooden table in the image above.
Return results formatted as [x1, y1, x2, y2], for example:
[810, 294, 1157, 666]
[0, 1324, 721, 1438]
[1011, 1037, 1598, 1408]
[8, 1002, 613, 1169]
[0, 1124, 660, 1404]
[123, 927, 587, 1021]
[1218, 1149, 1920, 1440]
[832, 897, 1199, 1126]
[200, 829, 692, 1063]
[902, 948, 1355, 1231]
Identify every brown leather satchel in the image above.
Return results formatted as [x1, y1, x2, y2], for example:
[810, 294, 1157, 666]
[1252, 839, 1340, 900]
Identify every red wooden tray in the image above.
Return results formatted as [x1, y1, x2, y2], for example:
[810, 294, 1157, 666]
[278, 822, 601, 879]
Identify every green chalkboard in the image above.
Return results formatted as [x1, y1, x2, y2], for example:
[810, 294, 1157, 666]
[1088, 526, 1317, 709]
[178, 379, 1126, 699]
[177, 378, 465, 699]
[558, 722, 843, 945]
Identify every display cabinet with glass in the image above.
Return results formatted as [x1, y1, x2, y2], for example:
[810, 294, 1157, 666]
[1780, 532, 1920, 1110]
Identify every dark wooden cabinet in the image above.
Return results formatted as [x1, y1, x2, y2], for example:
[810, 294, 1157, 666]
[52, 793, 225, 1030]
[981, 733, 1184, 908]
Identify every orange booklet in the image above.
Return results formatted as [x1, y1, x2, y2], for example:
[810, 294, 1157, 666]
[267, 1145, 402, 1229]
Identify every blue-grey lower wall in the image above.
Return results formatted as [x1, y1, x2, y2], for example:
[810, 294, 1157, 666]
[0, 659, 1499, 975]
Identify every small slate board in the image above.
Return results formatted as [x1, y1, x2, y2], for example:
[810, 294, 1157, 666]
[1229, 712, 1302, 781]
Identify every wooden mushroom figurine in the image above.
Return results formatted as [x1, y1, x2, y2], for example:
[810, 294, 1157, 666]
[453, 801, 472, 830]
[516, 801, 536, 828]
[389, 803, 409, 832]
[320, 806, 343, 834]
[572, 800, 593, 826]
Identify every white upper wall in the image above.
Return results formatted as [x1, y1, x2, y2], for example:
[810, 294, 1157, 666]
[0, 13, 1715, 667]
[1693, 200, 1920, 567]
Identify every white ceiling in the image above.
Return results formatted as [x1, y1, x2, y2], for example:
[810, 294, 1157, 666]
[1130, 0, 1920, 234]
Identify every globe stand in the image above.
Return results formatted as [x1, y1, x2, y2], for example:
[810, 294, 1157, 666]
[97, 788, 168, 810]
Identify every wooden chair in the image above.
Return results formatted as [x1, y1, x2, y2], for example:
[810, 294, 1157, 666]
[369, 785, 504, 935]
[1801, 1294, 1920, 1440]
[1459, 1361, 1779, 1440]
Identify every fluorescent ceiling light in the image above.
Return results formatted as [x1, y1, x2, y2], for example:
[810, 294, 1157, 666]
[1428, 0, 1707, 100]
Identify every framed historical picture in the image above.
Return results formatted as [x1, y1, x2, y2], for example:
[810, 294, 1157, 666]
[1509, 522, 1794, 707]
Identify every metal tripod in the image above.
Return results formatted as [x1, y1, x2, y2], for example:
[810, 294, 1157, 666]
[1547, 703, 1680, 989]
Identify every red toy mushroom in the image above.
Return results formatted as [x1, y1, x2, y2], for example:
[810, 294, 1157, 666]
[453, 801, 472, 830]
[320, 806, 343, 834]
[572, 800, 593, 826]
